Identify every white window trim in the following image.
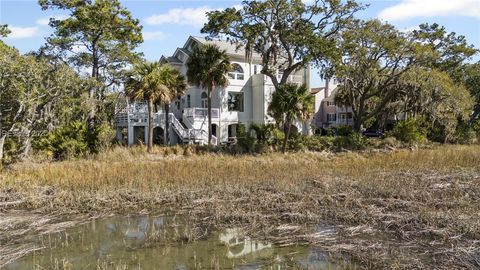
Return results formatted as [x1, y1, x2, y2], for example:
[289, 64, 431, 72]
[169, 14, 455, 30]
[327, 113, 337, 123]
[228, 63, 245, 80]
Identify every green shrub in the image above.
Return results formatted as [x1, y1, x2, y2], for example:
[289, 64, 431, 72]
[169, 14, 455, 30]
[36, 121, 89, 159]
[332, 133, 370, 151]
[336, 125, 355, 136]
[1, 137, 21, 163]
[237, 124, 256, 153]
[303, 136, 332, 151]
[236, 124, 284, 153]
[95, 123, 116, 151]
[451, 122, 476, 144]
[388, 118, 427, 144]
[286, 133, 368, 152]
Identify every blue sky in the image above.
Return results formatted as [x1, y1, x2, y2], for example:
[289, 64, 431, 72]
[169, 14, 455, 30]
[1, 0, 479, 87]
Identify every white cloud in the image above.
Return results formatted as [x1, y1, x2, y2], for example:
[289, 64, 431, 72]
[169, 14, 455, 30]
[143, 31, 166, 41]
[145, 7, 213, 28]
[36, 15, 68, 26]
[6, 26, 39, 39]
[378, 0, 480, 21]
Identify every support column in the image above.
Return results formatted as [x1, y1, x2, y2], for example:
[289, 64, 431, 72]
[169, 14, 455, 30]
[128, 125, 134, 146]
[116, 127, 123, 143]
[144, 125, 149, 145]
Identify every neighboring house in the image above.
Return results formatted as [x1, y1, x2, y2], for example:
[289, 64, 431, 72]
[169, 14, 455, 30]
[115, 36, 311, 146]
[312, 80, 354, 130]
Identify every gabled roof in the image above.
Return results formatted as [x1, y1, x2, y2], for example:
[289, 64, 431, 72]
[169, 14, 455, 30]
[160, 55, 182, 64]
[190, 36, 263, 60]
[311, 87, 326, 94]
[324, 86, 339, 101]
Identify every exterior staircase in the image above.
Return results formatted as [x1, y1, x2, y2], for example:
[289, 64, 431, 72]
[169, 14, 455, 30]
[171, 114, 217, 145]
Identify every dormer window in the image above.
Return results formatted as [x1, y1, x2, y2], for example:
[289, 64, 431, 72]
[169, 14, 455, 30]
[188, 40, 198, 52]
[228, 64, 244, 80]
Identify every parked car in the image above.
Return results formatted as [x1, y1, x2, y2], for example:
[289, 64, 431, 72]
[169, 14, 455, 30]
[362, 130, 385, 138]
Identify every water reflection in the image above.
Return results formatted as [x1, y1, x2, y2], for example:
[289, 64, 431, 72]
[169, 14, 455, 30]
[5, 215, 356, 269]
[219, 228, 272, 259]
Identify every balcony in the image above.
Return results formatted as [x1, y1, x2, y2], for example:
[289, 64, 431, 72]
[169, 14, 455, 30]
[184, 107, 220, 119]
[277, 74, 304, 84]
[336, 119, 354, 126]
[115, 112, 167, 127]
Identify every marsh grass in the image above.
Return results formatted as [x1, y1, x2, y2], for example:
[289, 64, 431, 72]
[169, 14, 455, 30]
[1, 144, 480, 269]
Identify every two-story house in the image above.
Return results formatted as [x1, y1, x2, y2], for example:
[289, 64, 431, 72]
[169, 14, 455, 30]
[115, 36, 311, 146]
[312, 80, 354, 130]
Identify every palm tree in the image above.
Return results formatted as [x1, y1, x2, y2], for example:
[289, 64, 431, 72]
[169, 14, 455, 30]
[125, 61, 186, 152]
[268, 83, 314, 153]
[186, 44, 231, 145]
[157, 65, 187, 145]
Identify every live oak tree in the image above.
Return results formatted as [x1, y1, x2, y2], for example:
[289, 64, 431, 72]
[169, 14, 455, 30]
[39, 0, 143, 140]
[0, 25, 10, 37]
[202, 0, 362, 90]
[0, 41, 86, 162]
[412, 23, 478, 83]
[463, 62, 480, 125]
[333, 20, 426, 132]
[399, 66, 473, 142]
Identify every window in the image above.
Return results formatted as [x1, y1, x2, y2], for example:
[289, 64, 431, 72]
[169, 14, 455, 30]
[327, 113, 337, 123]
[175, 100, 180, 110]
[228, 92, 244, 112]
[327, 101, 335, 107]
[254, 65, 258, 74]
[228, 124, 238, 138]
[228, 64, 244, 80]
[187, 95, 191, 108]
[201, 92, 208, 108]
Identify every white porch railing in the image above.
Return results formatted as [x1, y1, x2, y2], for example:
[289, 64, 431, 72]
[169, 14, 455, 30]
[115, 112, 166, 126]
[184, 107, 220, 119]
[275, 74, 305, 84]
[171, 113, 217, 145]
[336, 119, 354, 125]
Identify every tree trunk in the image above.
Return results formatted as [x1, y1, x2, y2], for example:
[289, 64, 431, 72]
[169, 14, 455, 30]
[468, 105, 480, 127]
[164, 103, 169, 146]
[353, 116, 362, 133]
[282, 120, 292, 153]
[353, 99, 365, 133]
[147, 98, 154, 153]
[0, 135, 6, 162]
[19, 132, 32, 160]
[207, 84, 213, 146]
[87, 45, 98, 144]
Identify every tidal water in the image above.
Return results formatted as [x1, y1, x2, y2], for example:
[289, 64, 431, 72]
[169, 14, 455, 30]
[5, 215, 357, 269]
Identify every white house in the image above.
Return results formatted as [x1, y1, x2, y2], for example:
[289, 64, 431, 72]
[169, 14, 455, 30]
[115, 36, 311, 146]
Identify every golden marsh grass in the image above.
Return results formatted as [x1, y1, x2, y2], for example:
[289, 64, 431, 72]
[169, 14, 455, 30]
[1, 144, 479, 269]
